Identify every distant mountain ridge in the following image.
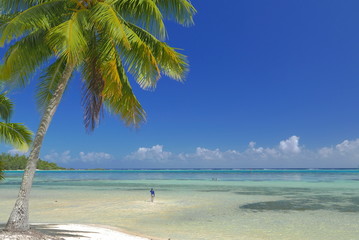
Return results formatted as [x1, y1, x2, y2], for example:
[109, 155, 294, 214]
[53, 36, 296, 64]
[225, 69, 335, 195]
[0, 153, 65, 170]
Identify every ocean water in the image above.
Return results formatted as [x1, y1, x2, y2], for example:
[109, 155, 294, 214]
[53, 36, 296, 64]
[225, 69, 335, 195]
[1, 169, 359, 240]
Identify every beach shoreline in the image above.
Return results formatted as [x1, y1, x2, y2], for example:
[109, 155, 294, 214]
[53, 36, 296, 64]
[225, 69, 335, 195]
[0, 223, 163, 240]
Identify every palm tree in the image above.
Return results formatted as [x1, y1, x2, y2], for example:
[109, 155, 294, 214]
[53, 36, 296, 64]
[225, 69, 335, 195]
[0, 92, 33, 181]
[0, 0, 195, 232]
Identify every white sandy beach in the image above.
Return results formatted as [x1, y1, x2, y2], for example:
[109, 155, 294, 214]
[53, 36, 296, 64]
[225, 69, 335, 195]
[0, 224, 154, 240]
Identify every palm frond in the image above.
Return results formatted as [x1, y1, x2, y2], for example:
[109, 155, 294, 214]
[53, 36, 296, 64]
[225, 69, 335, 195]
[0, 30, 52, 86]
[46, 9, 89, 65]
[36, 57, 69, 112]
[125, 22, 188, 81]
[0, 0, 56, 13]
[120, 39, 161, 89]
[111, 0, 166, 40]
[0, 122, 33, 151]
[0, 0, 68, 46]
[104, 54, 146, 127]
[0, 13, 18, 27]
[0, 93, 14, 122]
[155, 0, 196, 26]
[94, 36, 146, 127]
[90, 2, 130, 49]
[81, 33, 105, 131]
[91, 2, 161, 88]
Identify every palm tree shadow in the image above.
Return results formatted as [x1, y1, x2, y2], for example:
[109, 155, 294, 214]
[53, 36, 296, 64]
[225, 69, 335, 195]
[0, 223, 96, 239]
[35, 224, 96, 238]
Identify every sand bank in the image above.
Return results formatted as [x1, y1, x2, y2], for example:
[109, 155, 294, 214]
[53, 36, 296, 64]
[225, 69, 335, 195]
[0, 224, 155, 240]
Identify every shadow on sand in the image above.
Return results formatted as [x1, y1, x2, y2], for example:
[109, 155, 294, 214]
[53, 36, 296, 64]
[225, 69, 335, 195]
[0, 223, 95, 239]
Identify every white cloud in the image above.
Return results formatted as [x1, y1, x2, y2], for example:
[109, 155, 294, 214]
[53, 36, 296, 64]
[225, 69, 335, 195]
[279, 136, 301, 153]
[187, 147, 241, 161]
[42, 137, 359, 168]
[335, 139, 359, 153]
[317, 139, 359, 160]
[8, 149, 27, 156]
[44, 150, 72, 163]
[126, 145, 171, 162]
[79, 152, 112, 163]
[44, 151, 113, 164]
[194, 147, 224, 160]
[318, 147, 333, 158]
[124, 136, 359, 168]
[246, 141, 279, 157]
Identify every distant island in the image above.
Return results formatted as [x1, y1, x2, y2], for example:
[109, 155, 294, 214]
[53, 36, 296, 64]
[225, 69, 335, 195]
[0, 153, 65, 170]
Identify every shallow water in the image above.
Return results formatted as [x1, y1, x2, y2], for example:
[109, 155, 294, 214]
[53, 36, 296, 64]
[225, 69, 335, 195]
[1, 170, 359, 240]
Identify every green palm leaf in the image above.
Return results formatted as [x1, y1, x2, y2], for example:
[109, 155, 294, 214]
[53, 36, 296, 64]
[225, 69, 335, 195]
[0, 93, 13, 122]
[112, 0, 167, 39]
[36, 57, 70, 112]
[125, 22, 188, 81]
[90, 2, 130, 49]
[0, 122, 32, 151]
[104, 52, 146, 127]
[81, 34, 105, 131]
[46, 9, 89, 65]
[0, 0, 68, 46]
[0, 30, 52, 86]
[156, 0, 196, 26]
[90, 2, 160, 89]
[0, 0, 56, 13]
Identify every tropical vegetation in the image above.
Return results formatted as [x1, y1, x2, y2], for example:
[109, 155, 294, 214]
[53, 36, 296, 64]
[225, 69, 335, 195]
[0, 92, 33, 181]
[0, 153, 65, 170]
[0, 159, 4, 180]
[0, 0, 196, 231]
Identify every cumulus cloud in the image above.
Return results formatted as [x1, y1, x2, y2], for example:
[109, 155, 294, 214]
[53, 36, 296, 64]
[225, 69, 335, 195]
[126, 145, 171, 162]
[335, 139, 359, 153]
[194, 147, 224, 160]
[245, 141, 278, 157]
[42, 137, 359, 168]
[44, 150, 72, 163]
[8, 149, 27, 156]
[125, 136, 359, 168]
[79, 152, 112, 163]
[279, 136, 301, 153]
[318, 139, 359, 160]
[44, 151, 112, 164]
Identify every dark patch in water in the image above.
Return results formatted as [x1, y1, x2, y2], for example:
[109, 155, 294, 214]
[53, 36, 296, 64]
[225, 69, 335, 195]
[240, 200, 324, 212]
[240, 199, 359, 213]
[342, 192, 355, 196]
[349, 197, 359, 205]
[335, 204, 359, 213]
[234, 191, 268, 196]
[310, 194, 343, 202]
[121, 188, 150, 191]
[198, 189, 231, 193]
[234, 187, 311, 197]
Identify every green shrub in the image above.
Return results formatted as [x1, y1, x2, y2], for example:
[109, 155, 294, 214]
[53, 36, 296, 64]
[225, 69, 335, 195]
[0, 153, 65, 170]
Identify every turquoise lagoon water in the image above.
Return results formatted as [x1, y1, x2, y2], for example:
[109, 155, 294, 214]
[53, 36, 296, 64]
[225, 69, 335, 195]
[1, 169, 359, 240]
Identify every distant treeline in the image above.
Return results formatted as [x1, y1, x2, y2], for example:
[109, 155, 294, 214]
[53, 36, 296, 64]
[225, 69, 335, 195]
[0, 153, 65, 170]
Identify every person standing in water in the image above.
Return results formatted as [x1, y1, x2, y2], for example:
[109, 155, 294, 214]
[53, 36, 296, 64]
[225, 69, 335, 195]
[150, 188, 155, 202]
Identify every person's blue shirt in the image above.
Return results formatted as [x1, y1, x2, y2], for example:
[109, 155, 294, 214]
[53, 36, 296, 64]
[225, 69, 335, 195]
[150, 189, 155, 196]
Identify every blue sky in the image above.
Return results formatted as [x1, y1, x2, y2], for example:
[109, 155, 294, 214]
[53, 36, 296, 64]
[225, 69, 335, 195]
[2, 0, 359, 168]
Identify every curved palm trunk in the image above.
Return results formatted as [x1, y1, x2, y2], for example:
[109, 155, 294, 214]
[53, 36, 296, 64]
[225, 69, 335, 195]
[5, 64, 74, 232]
